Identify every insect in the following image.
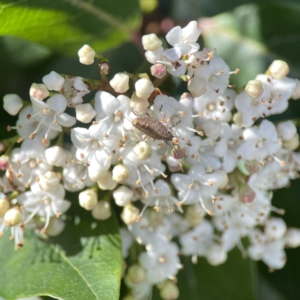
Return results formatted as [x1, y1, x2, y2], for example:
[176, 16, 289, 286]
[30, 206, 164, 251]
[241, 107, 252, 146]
[131, 105, 192, 147]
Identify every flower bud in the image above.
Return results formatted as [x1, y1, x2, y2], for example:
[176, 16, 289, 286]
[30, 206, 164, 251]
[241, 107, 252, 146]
[232, 111, 243, 127]
[282, 134, 299, 151]
[142, 33, 162, 52]
[112, 164, 130, 183]
[133, 141, 152, 160]
[245, 80, 264, 98]
[214, 170, 229, 189]
[125, 264, 146, 285]
[38, 171, 60, 192]
[0, 155, 9, 171]
[113, 186, 134, 206]
[89, 168, 108, 182]
[79, 189, 98, 210]
[3, 94, 23, 116]
[135, 78, 154, 99]
[4, 207, 22, 227]
[206, 244, 227, 266]
[185, 203, 206, 226]
[188, 77, 207, 97]
[99, 62, 111, 75]
[121, 204, 139, 224]
[75, 103, 96, 123]
[202, 119, 222, 137]
[29, 83, 49, 100]
[0, 197, 10, 217]
[92, 200, 111, 220]
[292, 79, 300, 100]
[268, 60, 289, 79]
[277, 120, 296, 141]
[78, 44, 96, 65]
[45, 146, 67, 167]
[160, 281, 180, 300]
[110, 73, 129, 93]
[42, 71, 65, 91]
[285, 228, 300, 248]
[46, 217, 65, 236]
[130, 93, 149, 112]
[265, 218, 287, 239]
[97, 170, 117, 190]
[151, 64, 167, 79]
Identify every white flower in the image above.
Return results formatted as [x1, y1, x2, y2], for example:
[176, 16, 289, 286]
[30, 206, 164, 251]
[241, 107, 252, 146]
[135, 78, 154, 99]
[237, 120, 282, 162]
[94, 91, 132, 140]
[71, 123, 119, 178]
[139, 236, 180, 284]
[17, 182, 70, 231]
[166, 21, 201, 55]
[113, 186, 134, 206]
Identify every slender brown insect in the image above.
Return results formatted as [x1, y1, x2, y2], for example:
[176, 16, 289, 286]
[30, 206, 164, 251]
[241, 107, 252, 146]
[132, 116, 175, 144]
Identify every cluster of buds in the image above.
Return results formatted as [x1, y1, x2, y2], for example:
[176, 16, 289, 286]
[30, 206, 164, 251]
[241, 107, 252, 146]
[2, 20, 300, 300]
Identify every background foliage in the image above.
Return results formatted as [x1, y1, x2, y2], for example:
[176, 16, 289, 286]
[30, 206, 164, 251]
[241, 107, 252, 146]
[0, 0, 300, 299]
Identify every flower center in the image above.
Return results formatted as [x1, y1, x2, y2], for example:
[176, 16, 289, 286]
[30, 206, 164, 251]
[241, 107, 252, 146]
[207, 103, 216, 111]
[114, 110, 123, 122]
[29, 159, 37, 168]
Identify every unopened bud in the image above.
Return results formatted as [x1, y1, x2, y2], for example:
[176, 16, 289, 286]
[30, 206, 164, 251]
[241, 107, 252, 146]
[0, 155, 9, 171]
[78, 44, 96, 65]
[92, 200, 111, 220]
[112, 164, 130, 183]
[0, 197, 10, 217]
[125, 264, 146, 285]
[245, 80, 264, 98]
[113, 186, 134, 206]
[30, 83, 49, 100]
[265, 218, 287, 239]
[97, 170, 117, 190]
[42, 71, 65, 91]
[121, 204, 139, 224]
[142, 33, 162, 52]
[45, 146, 67, 167]
[130, 93, 149, 112]
[268, 60, 289, 79]
[3, 94, 23, 116]
[135, 78, 154, 99]
[99, 62, 111, 75]
[110, 73, 129, 93]
[160, 281, 180, 300]
[75, 103, 96, 123]
[39, 171, 60, 192]
[133, 141, 152, 160]
[79, 189, 98, 211]
[214, 170, 229, 189]
[185, 204, 206, 226]
[277, 121, 296, 141]
[206, 244, 227, 266]
[285, 228, 300, 248]
[188, 77, 207, 97]
[4, 207, 22, 227]
[292, 79, 300, 100]
[151, 64, 167, 79]
[46, 217, 65, 236]
[233, 111, 243, 127]
[283, 134, 299, 151]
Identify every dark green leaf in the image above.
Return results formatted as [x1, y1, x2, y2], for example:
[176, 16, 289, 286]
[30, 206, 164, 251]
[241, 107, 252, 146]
[0, 213, 122, 300]
[0, 0, 141, 55]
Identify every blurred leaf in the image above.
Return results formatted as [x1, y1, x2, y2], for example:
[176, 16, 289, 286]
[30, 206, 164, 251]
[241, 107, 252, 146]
[0, 0, 141, 55]
[0, 213, 122, 300]
[258, 273, 287, 300]
[200, 3, 300, 88]
[153, 248, 257, 300]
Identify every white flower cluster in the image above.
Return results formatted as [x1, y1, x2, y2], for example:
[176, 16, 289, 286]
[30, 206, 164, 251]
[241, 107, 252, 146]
[2, 20, 300, 299]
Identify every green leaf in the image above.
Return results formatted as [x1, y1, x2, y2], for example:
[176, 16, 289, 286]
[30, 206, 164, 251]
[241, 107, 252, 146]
[0, 0, 141, 55]
[153, 248, 257, 300]
[200, 4, 300, 88]
[0, 213, 122, 300]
